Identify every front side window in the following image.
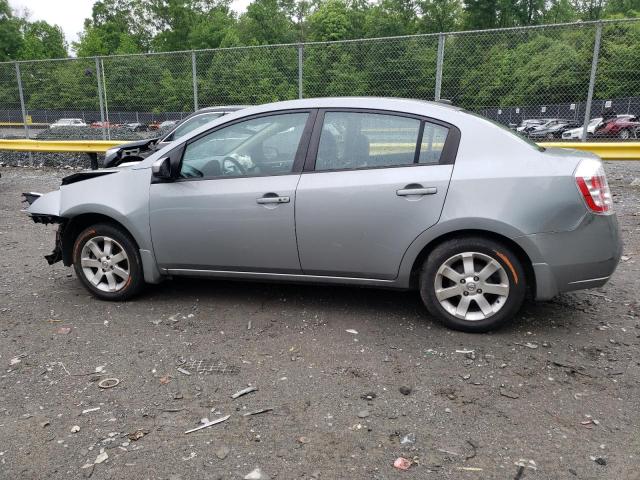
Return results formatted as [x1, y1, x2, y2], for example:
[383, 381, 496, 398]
[315, 112, 450, 171]
[180, 112, 309, 179]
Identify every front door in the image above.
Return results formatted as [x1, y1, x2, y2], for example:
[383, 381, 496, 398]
[295, 110, 458, 279]
[149, 111, 312, 273]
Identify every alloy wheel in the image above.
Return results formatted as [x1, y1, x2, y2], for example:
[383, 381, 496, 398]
[80, 236, 130, 292]
[434, 251, 510, 321]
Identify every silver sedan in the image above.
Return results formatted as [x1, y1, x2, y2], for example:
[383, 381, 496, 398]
[24, 97, 622, 332]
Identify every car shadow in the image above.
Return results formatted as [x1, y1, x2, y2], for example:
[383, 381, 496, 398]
[139, 276, 571, 336]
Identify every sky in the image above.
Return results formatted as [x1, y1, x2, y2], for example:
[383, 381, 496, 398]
[8, 0, 252, 48]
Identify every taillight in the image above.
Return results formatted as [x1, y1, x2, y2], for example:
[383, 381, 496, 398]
[575, 159, 612, 214]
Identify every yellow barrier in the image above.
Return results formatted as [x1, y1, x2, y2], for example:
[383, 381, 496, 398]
[0, 139, 638, 160]
[0, 122, 50, 127]
[538, 141, 640, 160]
[0, 139, 126, 153]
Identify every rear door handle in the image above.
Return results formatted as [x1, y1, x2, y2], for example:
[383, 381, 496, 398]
[396, 186, 437, 196]
[256, 195, 290, 204]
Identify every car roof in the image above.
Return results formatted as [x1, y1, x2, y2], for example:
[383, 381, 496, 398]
[219, 97, 464, 121]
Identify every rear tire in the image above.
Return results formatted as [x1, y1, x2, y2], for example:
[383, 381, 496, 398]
[619, 129, 630, 139]
[72, 223, 144, 301]
[419, 237, 526, 332]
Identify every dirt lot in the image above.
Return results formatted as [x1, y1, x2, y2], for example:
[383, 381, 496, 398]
[0, 162, 639, 480]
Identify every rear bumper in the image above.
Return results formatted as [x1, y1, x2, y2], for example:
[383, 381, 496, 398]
[524, 213, 622, 300]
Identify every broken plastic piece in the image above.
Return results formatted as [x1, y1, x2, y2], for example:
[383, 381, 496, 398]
[232, 386, 257, 399]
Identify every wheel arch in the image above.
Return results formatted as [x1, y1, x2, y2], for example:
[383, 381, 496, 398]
[405, 228, 537, 297]
[60, 213, 140, 266]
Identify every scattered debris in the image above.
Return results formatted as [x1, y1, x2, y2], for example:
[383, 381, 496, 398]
[499, 387, 520, 399]
[9, 357, 20, 366]
[98, 378, 120, 389]
[232, 386, 257, 399]
[393, 457, 412, 470]
[177, 367, 191, 376]
[94, 449, 108, 464]
[591, 456, 607, 466]
[455, 349, 474, 354]
[458, 467, 483, 472]
[357, 410, 370, 419]
[581, 416, 600, 428]
[345, 329, 358, 335]
[70, 425, 80, 433]
[184, 414, 230, 434]
[400, 433, 415, 445]
[247, 320, 252, 330]
[360, 392, 377, 400]
[216, 446, 230, 459]
[159, 375, 171, 385]
[244, 467, 270, 479]
[297, 436, 310, 444]
[40, 420, 50, 428]
[56, 326, 71, 334]
[95, 366, 105, 373]
[127, 429, 147, 441]
[399, 386, 412, 396]
[243, 408, 273, 417]
[82, 407, 100, 414]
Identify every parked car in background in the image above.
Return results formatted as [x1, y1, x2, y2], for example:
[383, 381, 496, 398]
[527, 119, 579, 139]
[562, 115, 635, 140]
[593, 115, 640, 139]
[125, 122, 148, 132]
[159, 120, 178, 129]
[91, 121, 121, 129]
[24, 97, 621, 333]
[516, 119, 550, 133]
[103, 106, 247, 167]
[562, 117, 603, 140]
[50, 118, 87, 128]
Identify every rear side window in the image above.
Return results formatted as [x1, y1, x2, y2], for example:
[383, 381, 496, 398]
[314, 111, 450, 171]
[419, 123, 449, 164]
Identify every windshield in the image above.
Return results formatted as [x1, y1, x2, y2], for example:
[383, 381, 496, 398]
[170, 112, 225, 140]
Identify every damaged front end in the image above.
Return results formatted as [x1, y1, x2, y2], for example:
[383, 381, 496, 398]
[22, 191, 67, 265]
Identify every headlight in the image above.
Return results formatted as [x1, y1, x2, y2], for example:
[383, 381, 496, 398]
[105, 147, 120, 158]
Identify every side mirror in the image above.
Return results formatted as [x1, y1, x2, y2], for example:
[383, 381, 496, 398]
[152, 157, 174, 180]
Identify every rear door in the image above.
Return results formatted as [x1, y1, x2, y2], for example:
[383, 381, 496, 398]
[295, 109, 459, 279]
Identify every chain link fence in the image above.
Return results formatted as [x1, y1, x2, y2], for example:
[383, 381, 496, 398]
[1, 18, 639, 142]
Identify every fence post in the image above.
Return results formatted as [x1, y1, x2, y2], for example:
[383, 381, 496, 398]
[15, 62, 29, 139]
[434, 33, 445, 101]
[95, 57, 107, 140]
[582, 22, 602, 142]
[192, 51, 199, 111]
[298, 44, 303, 99]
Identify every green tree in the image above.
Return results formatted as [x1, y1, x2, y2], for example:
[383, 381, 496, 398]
[417, 0, 462, 32]
[74, 0, 150, 56]
[18, 21, 67, 60]
[0, 0, 22, 60]
[236, 0, 296, 45]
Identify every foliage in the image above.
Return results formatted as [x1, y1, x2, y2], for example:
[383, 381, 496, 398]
[0, 0, 639, 115]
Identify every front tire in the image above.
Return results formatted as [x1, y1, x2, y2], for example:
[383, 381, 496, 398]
[419, 237, 526, 332]
[72, 223, 144, 300]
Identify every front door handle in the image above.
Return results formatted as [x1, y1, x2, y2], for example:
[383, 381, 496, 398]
[256, 194, 290, 204]
[396, 185, 437, 196]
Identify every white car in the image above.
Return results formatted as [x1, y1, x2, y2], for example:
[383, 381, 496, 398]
[50, 118, 87, 128]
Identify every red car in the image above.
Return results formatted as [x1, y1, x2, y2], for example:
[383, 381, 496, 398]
[593, 115, 639, 139]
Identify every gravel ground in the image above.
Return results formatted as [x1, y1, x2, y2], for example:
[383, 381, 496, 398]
[0, 162, 639, 480]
